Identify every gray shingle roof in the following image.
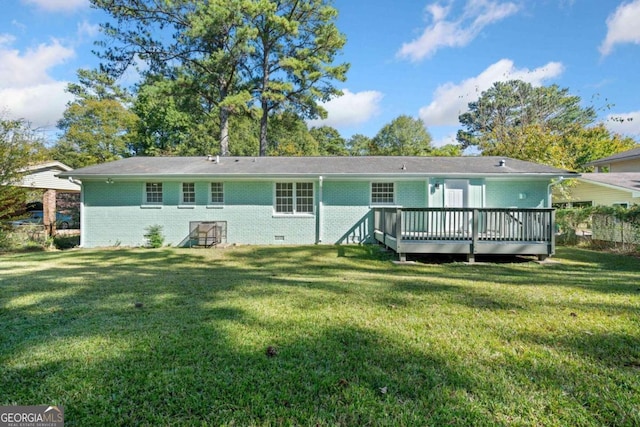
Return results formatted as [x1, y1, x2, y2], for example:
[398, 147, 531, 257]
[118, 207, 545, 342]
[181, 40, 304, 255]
[579, 173, 640, 193]
[58, 156, 576, 179]
[586, 147, 640, 166]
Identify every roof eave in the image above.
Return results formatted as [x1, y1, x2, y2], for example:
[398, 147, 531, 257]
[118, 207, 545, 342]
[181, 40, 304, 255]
[60, 172, 574, 180]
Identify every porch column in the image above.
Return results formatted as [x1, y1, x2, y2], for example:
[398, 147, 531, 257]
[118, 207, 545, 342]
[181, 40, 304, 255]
[43, 189, 57, 237]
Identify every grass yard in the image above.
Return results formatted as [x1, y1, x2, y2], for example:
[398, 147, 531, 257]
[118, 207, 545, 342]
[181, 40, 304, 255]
[1, 245, 639, 426]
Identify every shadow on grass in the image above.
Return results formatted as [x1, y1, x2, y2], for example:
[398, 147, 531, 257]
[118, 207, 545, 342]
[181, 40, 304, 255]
[0, 244, 639, 425]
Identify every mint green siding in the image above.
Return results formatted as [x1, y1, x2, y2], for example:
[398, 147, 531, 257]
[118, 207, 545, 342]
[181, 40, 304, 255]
[485, 179, 548, 208]
[82, 180, 315, 247]
[80, 176, 552, 247]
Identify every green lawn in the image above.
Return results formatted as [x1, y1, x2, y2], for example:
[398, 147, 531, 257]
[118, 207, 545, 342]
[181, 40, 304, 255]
[1, 245, 639, 426]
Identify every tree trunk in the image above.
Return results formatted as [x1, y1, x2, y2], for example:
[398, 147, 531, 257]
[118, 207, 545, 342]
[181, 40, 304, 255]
[43, 189, 57, 237]
[219, 107, 230, 156]
[259, 99, 269, 156]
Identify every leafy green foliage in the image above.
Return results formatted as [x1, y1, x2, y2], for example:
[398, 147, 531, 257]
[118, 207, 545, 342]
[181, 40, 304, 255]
[556, 205, 640, 249]
[143, 224, 165, 248]
[310, 126, 348, 156]
[248, 0, 349, 155]
[456, 80, 636, 170]
[370, 115, 433, 155]
[90, 0, 348, 156]
[267, 112, 319, 156]
[53, 69, 139, 168]
[457, 80, 596, 151]
[0, 116, 47, 221]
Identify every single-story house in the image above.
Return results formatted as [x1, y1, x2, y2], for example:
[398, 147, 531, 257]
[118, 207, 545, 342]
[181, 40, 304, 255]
[555, 147, 640, 208]
[13, 161, 81, 235]
[59, 156, 576, 261]
[554, 173, 640, 208]
[586, 147, 640, 172]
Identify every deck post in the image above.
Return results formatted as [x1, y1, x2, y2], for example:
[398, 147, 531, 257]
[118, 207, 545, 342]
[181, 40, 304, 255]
[471, 208, 479, 257]
[549, 209, 556, 256]
[396, 208, 403, 261]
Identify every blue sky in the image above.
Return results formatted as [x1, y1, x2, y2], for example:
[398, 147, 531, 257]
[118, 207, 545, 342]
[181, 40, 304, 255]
[1, 0, 640, 146]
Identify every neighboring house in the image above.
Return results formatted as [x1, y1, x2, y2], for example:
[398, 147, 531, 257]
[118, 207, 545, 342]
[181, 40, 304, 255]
[59, 156, 575, 260]
[13, 161, 81, 234]
[555, 147, 640, 208]
[17, 161, 81, 193]
[586, 147, 640, 172]
[555, 173, 640, 208]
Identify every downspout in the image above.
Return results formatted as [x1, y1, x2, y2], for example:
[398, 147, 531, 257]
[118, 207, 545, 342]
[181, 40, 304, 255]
[317, 176, 323, 243]
[547, 176, 564, 208]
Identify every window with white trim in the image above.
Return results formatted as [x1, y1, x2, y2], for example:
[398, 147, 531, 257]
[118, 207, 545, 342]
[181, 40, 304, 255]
[145, 182, 163, 204]
[371, 182, 394, 205]
[210, 182, 224, 204]
[275, 182, 314, 214]
[182, 182, 195, 204]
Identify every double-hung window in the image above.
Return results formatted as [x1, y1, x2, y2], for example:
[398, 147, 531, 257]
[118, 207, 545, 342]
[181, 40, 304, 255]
[145, 182, 163, 205]
[275, 182, 314, 215]
[371, 182, 394, 205]
[210, 182, 224, 205]
[182, 182, 195, 205]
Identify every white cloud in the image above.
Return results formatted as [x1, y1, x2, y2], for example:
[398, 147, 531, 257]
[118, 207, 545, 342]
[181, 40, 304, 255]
[0, 34, 16, 45]
[307, 89, 384, 129]
[22, 0, 89, 12]
[0, 37, 75, 129]
[0, 39, 75, 88]
[77, 20, 101, 40]
[600, 0, 640, 56]
[0, 82, 74, 129]
[432, 132, 458, 147]
[398, 0, 520, 61]
[604, 111, 640, 137]
[418, 58, 564, 127]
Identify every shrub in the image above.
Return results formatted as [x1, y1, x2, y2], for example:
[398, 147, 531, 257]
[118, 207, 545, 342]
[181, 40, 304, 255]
[144, 225, 165, 248]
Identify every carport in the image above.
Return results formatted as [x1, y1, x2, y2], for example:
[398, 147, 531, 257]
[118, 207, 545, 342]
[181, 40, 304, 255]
[16, 161, 80, 236]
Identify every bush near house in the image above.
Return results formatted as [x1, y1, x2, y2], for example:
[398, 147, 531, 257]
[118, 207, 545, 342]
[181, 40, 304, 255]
[557, 206, 640, 253]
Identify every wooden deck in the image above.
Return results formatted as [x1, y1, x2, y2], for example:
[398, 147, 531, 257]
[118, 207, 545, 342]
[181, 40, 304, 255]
[373, 208, 555, 262]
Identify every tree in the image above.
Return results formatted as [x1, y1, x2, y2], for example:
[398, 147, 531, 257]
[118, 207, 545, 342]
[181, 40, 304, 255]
[91, 0, 348, 157]
[457, 80, 596, 155]
[131, 74, 212, 156]
[371, 115, 433, 156]
[0, 116, 46, 220]
[267, 112, 319, 156]
[431, 144, 462, 157]
[310, 126, 347, 155]
[456, 80, 636, 170]
[562, 124, 637, 171]
[53, 69, 139, 168]
[248, 0, 348, 156]
[91, 0, 255, 155]
[347, 134, 373, 156]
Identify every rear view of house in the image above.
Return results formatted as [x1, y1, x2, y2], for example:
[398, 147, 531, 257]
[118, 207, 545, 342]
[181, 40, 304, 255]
[59, 156, 575, 260]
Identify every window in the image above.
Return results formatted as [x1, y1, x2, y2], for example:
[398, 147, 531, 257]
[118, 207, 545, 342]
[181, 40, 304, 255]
[371, 182, 394, 205]
[145, 182, 163, 204]
[182, 182, 195, 204]
[296, 182, 314, 213]
[210, 182, 224, 204]
[275, 182, 314, 214]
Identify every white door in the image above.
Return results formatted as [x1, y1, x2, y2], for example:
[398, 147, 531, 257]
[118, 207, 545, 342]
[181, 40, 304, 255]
[445, 188, 464, 208]
[445, 181, 468, 234]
